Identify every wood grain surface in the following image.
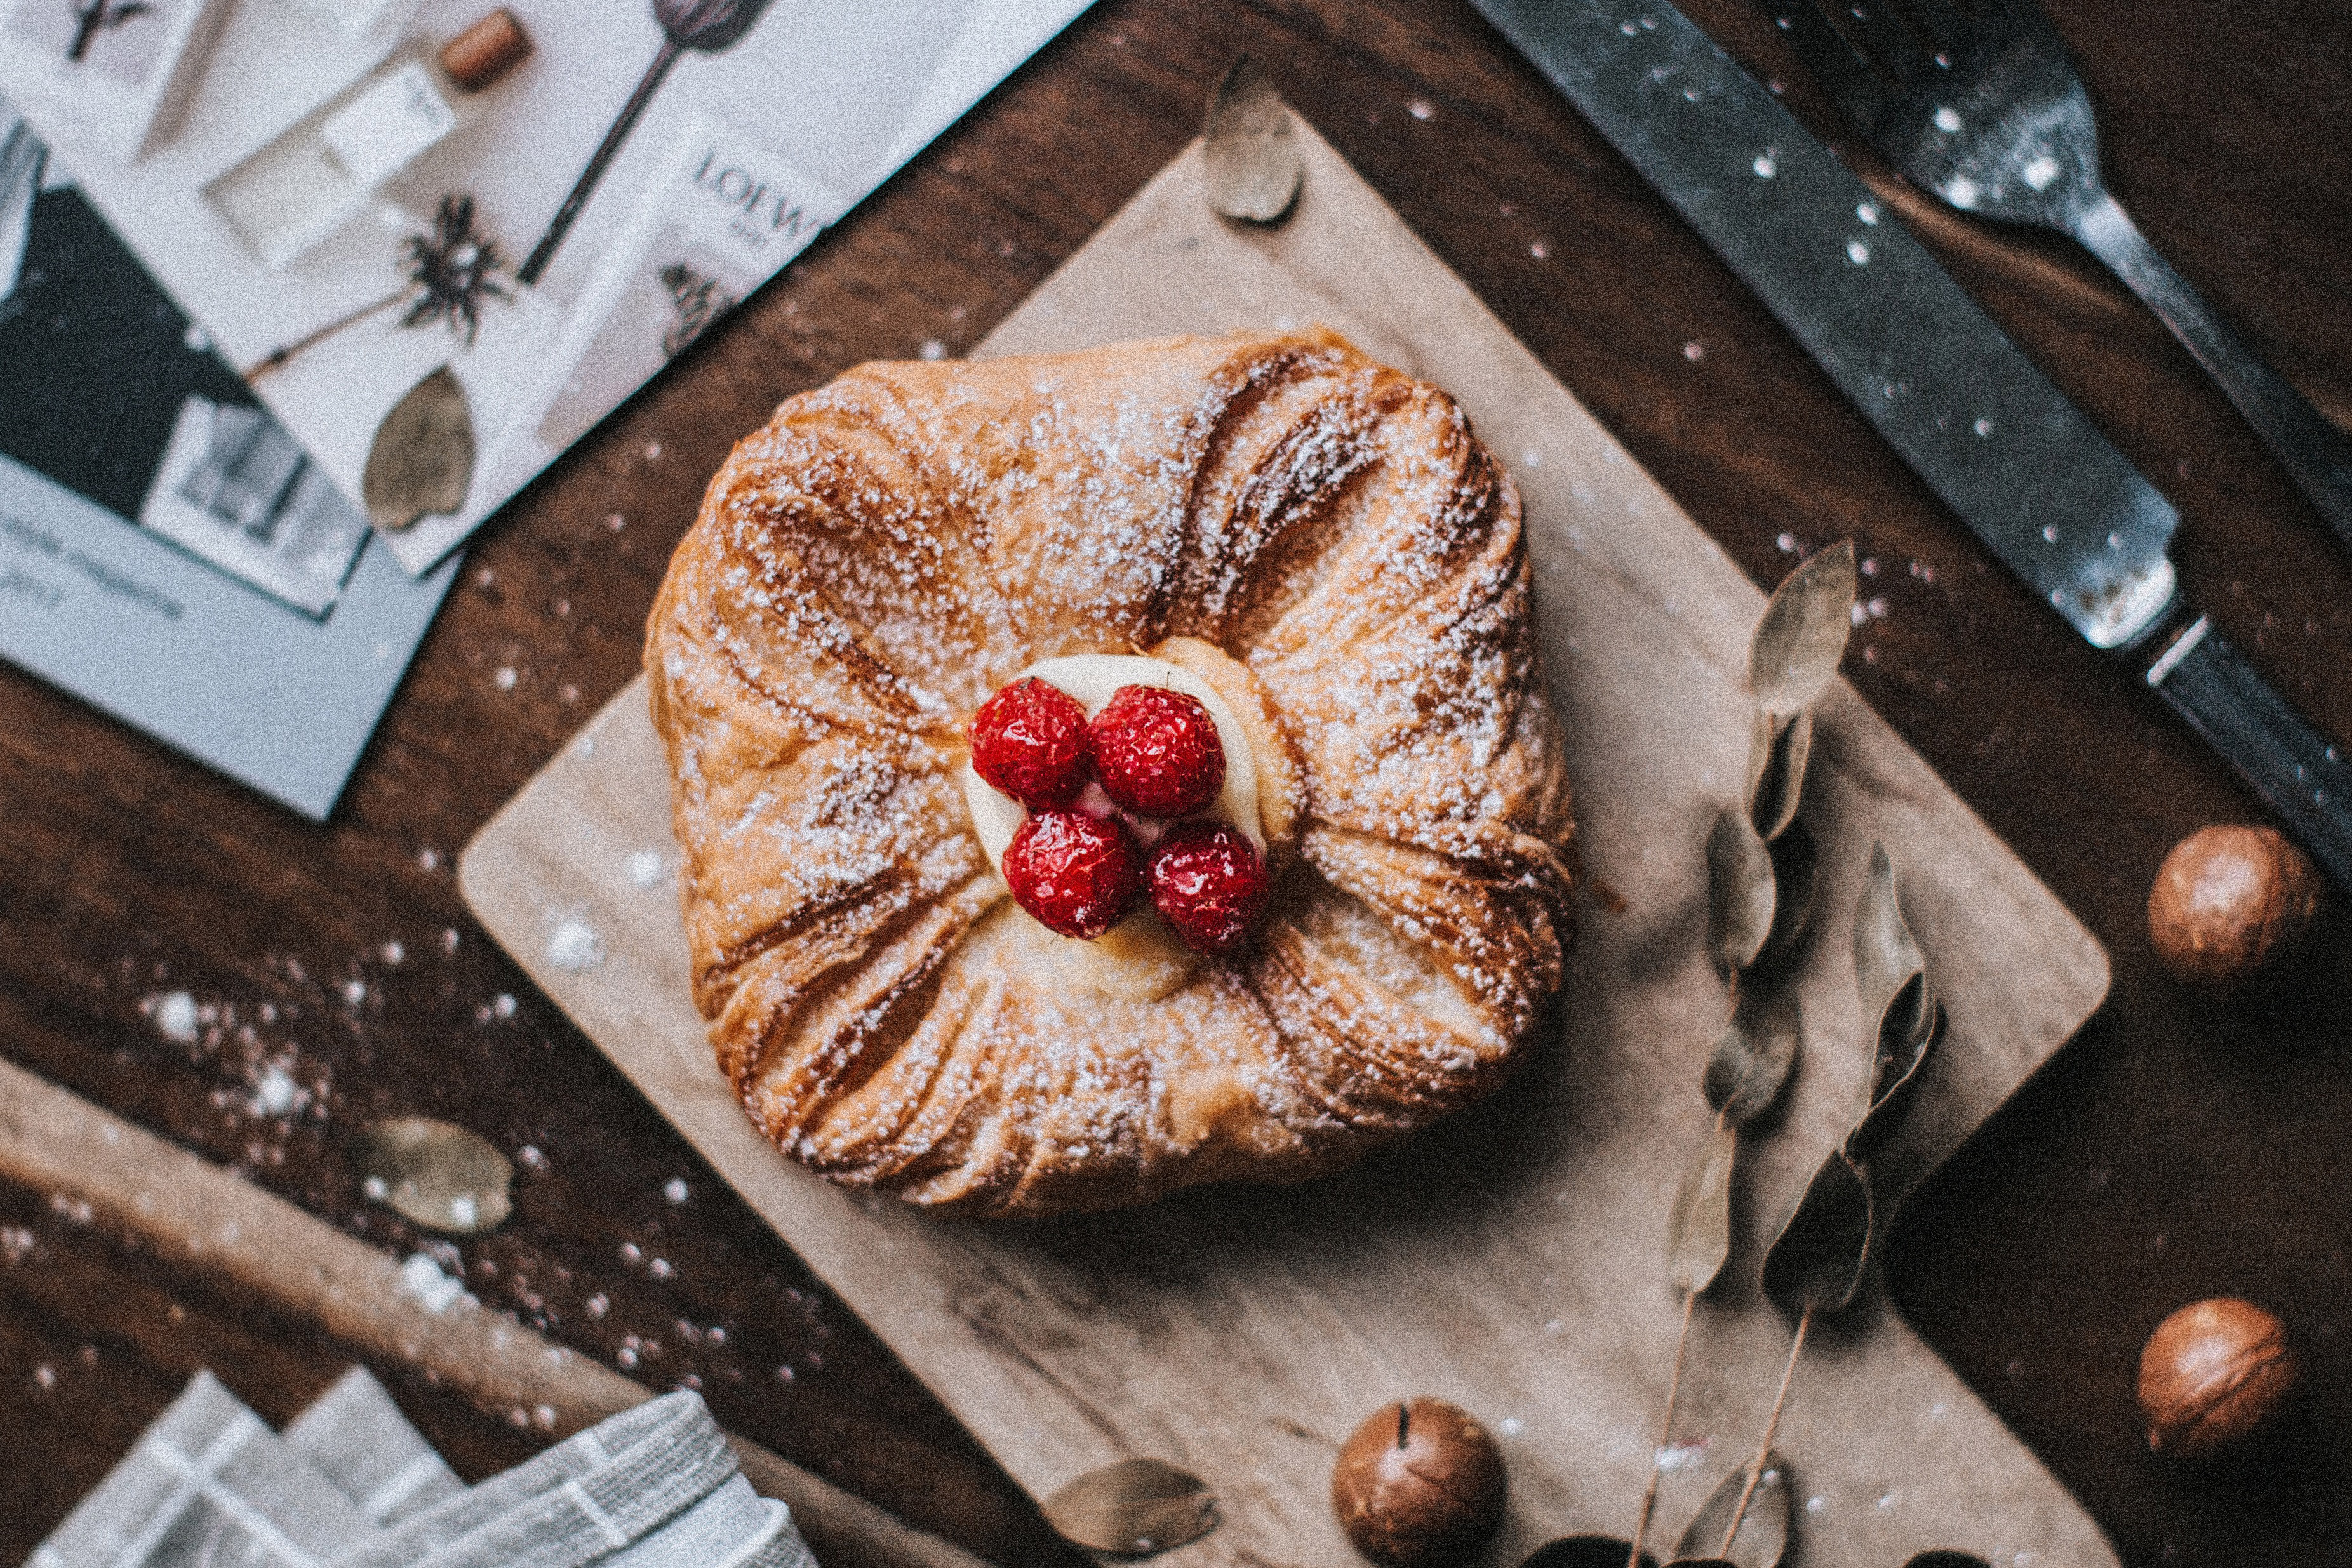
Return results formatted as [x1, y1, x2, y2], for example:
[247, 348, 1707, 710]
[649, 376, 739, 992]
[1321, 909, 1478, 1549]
[460, 121, 2118, 1567]
[3, 3, 2348, 1566]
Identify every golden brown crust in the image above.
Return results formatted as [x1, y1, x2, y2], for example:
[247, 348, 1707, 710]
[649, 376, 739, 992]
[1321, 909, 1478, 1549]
[645, 329, 1574, 1216]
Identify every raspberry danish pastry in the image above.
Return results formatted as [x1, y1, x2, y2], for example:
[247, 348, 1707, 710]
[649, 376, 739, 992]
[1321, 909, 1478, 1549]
[646, 329, 1574, 1216]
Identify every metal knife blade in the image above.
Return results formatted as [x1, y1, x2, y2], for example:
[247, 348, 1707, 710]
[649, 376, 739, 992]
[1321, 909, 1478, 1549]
[1473, 0, 2352, 886]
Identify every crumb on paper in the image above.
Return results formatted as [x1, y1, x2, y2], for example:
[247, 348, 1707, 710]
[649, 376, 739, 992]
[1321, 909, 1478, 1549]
[545, 920, 606, 972]
[664, 1178, 690, 1204]
[1495, 1416, 1523, 1437]
[628, 850, 666, 889]
[399, 1252, 465, 1314]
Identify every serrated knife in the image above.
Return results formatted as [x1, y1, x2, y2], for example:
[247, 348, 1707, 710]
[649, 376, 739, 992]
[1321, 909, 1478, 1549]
[1472, 0, 2352, 889]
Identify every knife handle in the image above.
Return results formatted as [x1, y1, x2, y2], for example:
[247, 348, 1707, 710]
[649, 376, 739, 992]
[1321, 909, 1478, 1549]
[2146, 615, 2352, 891]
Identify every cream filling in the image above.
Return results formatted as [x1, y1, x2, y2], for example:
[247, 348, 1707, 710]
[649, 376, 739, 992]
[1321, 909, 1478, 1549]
[958, 653, 1264, 864]
[959, 653, 1265, 1001]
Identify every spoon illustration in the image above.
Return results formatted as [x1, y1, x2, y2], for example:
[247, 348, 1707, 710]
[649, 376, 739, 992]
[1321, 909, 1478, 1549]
[516, 0, 773, 285]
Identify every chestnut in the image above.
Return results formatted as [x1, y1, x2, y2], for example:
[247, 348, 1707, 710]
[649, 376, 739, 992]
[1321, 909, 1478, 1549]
[1331, 1398, 1507, 1568]
[2146, 825, 2322, 988]
[2137, 1296, 2301, 1458]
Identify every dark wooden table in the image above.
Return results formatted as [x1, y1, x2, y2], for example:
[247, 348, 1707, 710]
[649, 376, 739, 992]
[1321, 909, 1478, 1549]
[5, 3, 2349, 1563]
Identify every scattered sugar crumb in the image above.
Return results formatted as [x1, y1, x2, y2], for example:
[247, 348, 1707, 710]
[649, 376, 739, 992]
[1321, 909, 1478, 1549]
[399, 1253, 465, 1314]
[342, 979, 368, 1006]
[1777, 531, 1799, 552]
[518, 1145, 545, 1170]
[154, 991, 200, 1044]
[628, 851, 667, 888]
[494, 667, 518, 691]
[644, 442, 663, 461]
[1683, 341, 1704, 360]
[448, 1195, 479, 1228]
[1495, 1416, 1523, 1437]
[1656, 1441, 1707, 1472]
[417, 848, 440, 871]
[546, 920, 606, 972]
[1528, 240, 1549, 259]
[251, 1066, 301, 1117]
[664, 1178, 690, 1204]
[382, 941, 404, 965]
[442, 928, 462, 953]
[918, 339, 947, 361]
[1408, 98, 1434, 120]
[586, 1294, 608, 1317]
[650, 1258, 673, 1279]
[1807, 1495, 1827, 1513]
[607, 512, 627, 531]
[491, 994, 517, 1019]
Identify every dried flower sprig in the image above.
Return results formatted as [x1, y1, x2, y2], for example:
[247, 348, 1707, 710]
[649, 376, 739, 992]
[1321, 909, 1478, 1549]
[1624, 542, 1855, 1568]
[1709, 843, 1944, 1557]
[247, 195, 514, 378]
[65, 0, 151, 64]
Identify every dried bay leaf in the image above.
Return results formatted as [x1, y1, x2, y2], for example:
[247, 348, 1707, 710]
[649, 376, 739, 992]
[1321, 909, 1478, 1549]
[1745, 709, 1814, 844]
[1201, 56, 1300, 223]
[1760, 1150, 1874, 1319]
[1756, 819, 1819, 968]
[1847, 972, 1942, 1163]
[351, 1117, 512, 1233]
[1852, 842, 1928, 1038]
[1846, 842, 1942, 1160]
[1706, 808, 1775, 975]
[1667, 1117, 1739, 1294]
[1043, 1458, 1218, 1556]
[363, 366, 475, 531]
[1704, 987, 1799, 1128]
[1674, 1451, 1792, 1568]
[1749, 540, 1856, 718]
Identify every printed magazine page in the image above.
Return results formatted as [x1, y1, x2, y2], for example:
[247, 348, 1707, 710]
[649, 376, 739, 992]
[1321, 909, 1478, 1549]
[0, 0, 1094, 576]
[0, 97, 457, 818]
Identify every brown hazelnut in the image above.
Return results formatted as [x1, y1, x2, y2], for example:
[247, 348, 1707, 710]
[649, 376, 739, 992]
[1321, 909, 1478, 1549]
[1332, 1399, 1507, 1568]
[2146, 825, 2322, 987]
[2136, 1296, 2301, 1458]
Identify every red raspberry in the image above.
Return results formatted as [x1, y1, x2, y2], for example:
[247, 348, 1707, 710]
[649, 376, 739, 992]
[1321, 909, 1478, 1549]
[1148, 821, 1269, 953]
[968, 677, 1092, 807]
[1003, 809, 1144, 940]
[1090, 685, 1224, 818]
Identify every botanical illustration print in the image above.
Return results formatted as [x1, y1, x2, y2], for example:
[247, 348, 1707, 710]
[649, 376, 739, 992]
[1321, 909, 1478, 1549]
[5, 0, 171, 84]
[0, 104, 365, 615]
[658, 260, 733, 357]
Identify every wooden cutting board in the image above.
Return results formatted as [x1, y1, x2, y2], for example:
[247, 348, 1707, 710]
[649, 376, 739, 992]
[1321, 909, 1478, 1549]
[462, 124, 2116, 1568]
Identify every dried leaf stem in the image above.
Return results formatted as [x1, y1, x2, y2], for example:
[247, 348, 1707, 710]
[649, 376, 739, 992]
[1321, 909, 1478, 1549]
[1626, 1278, 1702, 1568]
[1627, 546, 1854, 1562]
[1720, 1303, 1813, 1557]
